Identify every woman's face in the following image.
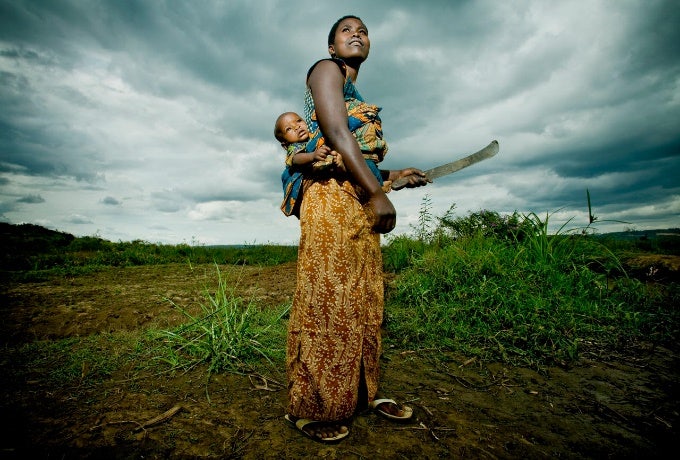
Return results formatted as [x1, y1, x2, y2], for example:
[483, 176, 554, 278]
[329, 17, 370, 62]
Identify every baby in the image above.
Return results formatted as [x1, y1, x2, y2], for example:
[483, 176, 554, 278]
[275, 104, 390, 217]
[276, 111, 344, 218]
[274, 111, 344, 172]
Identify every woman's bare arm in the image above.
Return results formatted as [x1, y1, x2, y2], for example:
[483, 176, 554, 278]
[307, 60, 396, 233]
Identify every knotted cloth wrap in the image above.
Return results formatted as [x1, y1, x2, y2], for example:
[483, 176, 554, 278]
[280, 58, 388, 218]
[280, 142, 307, 218]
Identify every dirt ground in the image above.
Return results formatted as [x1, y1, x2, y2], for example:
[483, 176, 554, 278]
[0, 260, 678, 459]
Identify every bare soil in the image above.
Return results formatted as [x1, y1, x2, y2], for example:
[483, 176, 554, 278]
[1, 259, 678, 459]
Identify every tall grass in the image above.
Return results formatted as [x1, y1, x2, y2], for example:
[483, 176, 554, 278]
[154, 265, 289, 375]
[383, 203, 678, 367]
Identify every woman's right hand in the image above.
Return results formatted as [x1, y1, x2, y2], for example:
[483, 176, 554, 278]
[366, 193, 396, 234]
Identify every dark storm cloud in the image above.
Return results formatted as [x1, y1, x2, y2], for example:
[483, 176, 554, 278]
[101, 196, 120, 205]
[17, 193, 44, 203]
[0, 0, 304, 98]
[66, 214, 93, 224]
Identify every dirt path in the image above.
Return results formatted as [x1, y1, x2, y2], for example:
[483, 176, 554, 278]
[1, 262, 677, 459]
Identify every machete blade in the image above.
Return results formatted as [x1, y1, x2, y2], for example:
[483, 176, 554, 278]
[391, 140, 499, 189]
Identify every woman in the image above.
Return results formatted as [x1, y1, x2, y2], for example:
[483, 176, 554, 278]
[285, 15, 429, 442]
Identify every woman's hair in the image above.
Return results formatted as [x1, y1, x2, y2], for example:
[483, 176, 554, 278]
[327, 15, 362, 46]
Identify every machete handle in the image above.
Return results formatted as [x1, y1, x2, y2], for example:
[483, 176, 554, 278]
[391, 174, 424, 190]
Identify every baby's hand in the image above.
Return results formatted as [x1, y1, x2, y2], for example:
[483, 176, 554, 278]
[313, 145, 332, 161]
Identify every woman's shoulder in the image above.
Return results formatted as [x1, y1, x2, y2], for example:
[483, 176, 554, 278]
[306, 58, 346, 81]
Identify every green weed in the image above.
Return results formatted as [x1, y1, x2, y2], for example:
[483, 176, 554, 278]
[383, 196, 678, 368]
[154, 264, 289, 375]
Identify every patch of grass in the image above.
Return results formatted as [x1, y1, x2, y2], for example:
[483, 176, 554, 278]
[153, 264, 289, 375]
[383, 201, 679, 368]
[382, 234, 427, 273]
[3, 331, 147, 389]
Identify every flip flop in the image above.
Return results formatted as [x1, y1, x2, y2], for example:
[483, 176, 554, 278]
[368, 398, 414, 421]
[284, 414, 350, 443]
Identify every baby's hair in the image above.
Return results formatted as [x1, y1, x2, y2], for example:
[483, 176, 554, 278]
[274, 112, 290, 143]
[274, 125, 284, 142]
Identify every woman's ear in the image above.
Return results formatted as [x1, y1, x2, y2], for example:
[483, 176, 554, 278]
[328, 44, 336, 57]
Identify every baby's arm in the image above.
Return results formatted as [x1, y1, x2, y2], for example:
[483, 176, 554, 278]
[291, 151, 316, 166]
[292, 145, 336, 166]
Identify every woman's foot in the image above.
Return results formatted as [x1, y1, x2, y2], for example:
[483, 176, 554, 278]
[375, 401, 408, 417]
[305, 422, 349, 440]
[368, 398, 414, 421]
[284, 414, 350, 442]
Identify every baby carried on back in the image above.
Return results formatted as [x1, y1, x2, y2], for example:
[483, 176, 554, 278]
[280, 97, 389, 218]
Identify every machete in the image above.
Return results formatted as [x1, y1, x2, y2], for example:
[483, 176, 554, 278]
[391, 140, 499, 189]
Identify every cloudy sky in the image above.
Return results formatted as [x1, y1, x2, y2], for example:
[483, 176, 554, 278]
[1, 0, 678, 245]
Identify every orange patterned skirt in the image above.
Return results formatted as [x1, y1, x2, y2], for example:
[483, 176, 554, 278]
[286, 177, 383, 421]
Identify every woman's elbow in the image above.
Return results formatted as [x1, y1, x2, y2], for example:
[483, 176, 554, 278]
[324, 127, 354, 147]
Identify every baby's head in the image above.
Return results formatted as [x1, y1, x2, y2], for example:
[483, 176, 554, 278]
[274, 112, 310, 147]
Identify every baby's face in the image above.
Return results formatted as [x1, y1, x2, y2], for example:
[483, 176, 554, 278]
[277, 113, 309, 144]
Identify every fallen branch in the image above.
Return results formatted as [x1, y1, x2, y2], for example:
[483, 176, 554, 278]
[88, 419, 144, 432]
[389, 423, 457, 442]
[133, 405, 183, 432]
[445, 372, 494, 391]
[388, 425, 456, 433]
[459, 356, 477, 367]
[594, 400, 629, 424]
[248, 374, 283, 392]
[415, 403, 434, 416]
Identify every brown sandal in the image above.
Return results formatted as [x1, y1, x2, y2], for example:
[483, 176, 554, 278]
[284, 414, 350, 443]
[368, 398, 413, 421]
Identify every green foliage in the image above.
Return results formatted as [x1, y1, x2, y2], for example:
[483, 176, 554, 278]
[517, 211, 629, 279]
[154, 265, 289, 375]
[413, 194, 435, 241]
[0, 222, 297, 278]
[386, 231, 675, 366]
[382, 234, 427, 273]
[383, 195, 452, 272]
[440, 209, 533, 242]
[383, 197, 678, 367]
[3, 197, 677, 376]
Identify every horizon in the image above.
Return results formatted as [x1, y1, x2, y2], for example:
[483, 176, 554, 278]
[3, 220, 679, 247]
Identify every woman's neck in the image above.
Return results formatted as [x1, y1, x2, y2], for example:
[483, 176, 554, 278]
[343, 61, 360, 83]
